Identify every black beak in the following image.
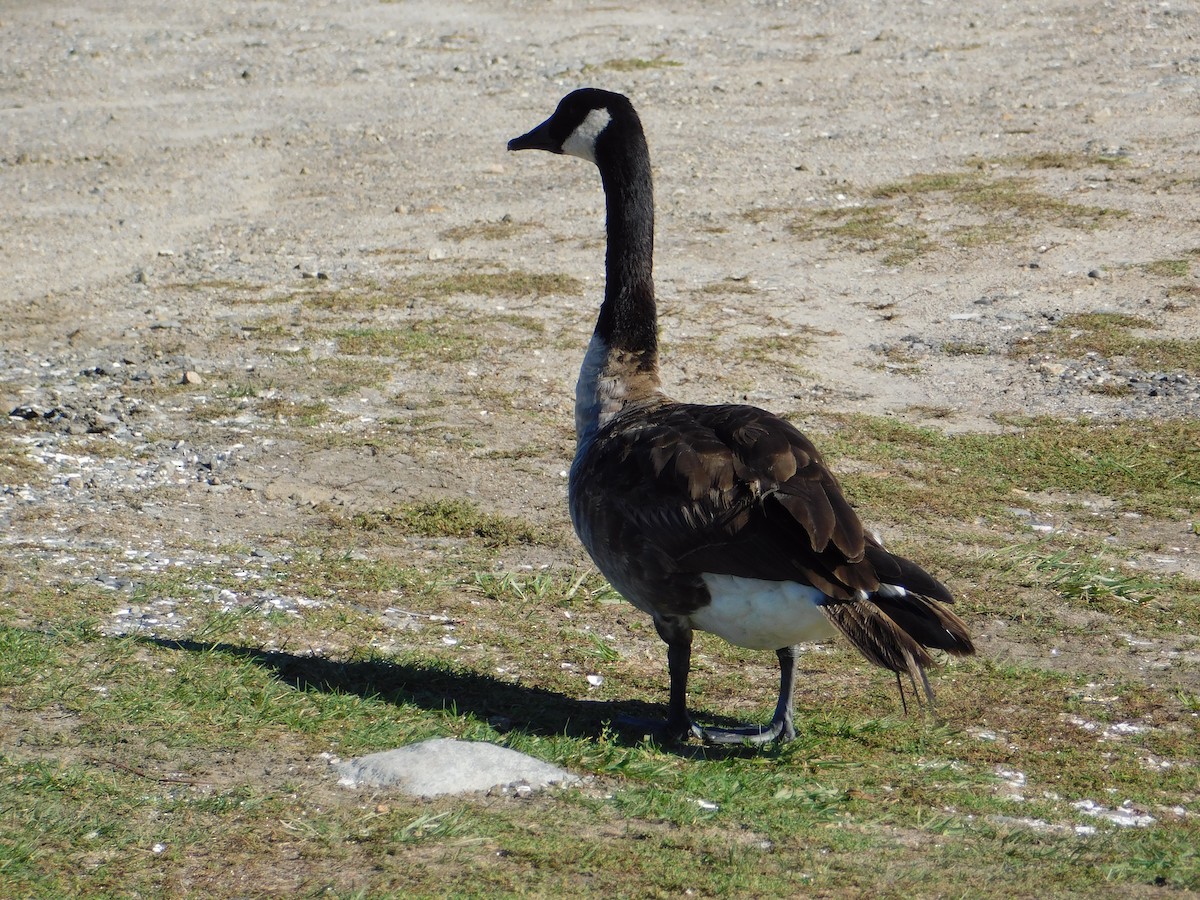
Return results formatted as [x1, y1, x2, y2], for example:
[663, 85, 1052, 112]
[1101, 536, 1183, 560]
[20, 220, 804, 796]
[507, 116, 559, 153]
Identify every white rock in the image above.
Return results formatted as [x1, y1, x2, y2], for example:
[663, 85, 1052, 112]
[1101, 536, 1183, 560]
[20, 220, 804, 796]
[333, 738, 579, 797]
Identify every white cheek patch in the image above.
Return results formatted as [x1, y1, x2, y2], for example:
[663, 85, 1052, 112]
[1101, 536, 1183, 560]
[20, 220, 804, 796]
[562, 108, 612, 163]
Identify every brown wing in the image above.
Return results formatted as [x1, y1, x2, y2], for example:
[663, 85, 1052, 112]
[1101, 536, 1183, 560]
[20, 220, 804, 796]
[570, 401, 974, 666]
[571, 402, 875, 599]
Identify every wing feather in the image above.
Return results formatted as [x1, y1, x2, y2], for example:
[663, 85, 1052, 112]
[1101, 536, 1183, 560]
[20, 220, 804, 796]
[574, 402, 873, 596]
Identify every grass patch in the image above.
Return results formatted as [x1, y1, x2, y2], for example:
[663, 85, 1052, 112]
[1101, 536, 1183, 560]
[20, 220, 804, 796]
[440, 219, 530, 242]
[470, 570, 620, 606]
[254, 397, 338, 426]
[869, 343, 924, 372]
[2, 614, 1198, 896]
[223, 381, 262, 399]
[349, 499, 553, 549]
[1087, 381, 1134, 397]
[332, 324, 482, 362]
[5, 407, 1200, 896]
[871, 171, 1126, 230]
[190, 393, 341, 426]
[904, 404, 957, 420]
[1004, 151, 1130, 170]
[817, 207, 898, 242]
[309, 356, 392, 396]
[942, 341, 991, 356]
[816, 414, 1198, 550]
[480, 444, 550, 461]
[992, 546, 1160, 608]
[696, 278, 758, 295]
[1140, 258, 1192, 278]
[587, 56, 682, 73]
[425, 272, 582, 298]
[0, 441, 38, 481]
[789, 206, 936, 266]
[1166, 282, 1200, 304]
[491, 312, 546, 333]
[303, 271, 582, 312]
[324, 312, 544, 367]
[733, 334, 820, 378]
[741, 206, 793, 224]
[1024, 312, 1200, 376]
[793, 163, 1129, 264]
[949, 222, 1021, 248]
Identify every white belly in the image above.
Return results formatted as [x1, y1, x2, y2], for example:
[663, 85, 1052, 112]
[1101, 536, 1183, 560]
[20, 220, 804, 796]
[691, 574, 838, 650]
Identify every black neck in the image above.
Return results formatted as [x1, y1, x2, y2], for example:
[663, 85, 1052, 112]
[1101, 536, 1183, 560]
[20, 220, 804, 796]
[594, 128, 658, 366]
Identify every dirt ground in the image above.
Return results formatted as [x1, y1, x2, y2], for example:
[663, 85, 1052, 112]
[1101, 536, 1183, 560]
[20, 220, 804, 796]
[2, 1, 1198, 655]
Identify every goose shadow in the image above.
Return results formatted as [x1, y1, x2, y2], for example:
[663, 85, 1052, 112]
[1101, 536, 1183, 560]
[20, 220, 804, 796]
[136, 636, 767, 758]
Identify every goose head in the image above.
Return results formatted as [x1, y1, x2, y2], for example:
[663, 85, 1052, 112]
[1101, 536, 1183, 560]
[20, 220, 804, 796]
[507, 88, 638, 165]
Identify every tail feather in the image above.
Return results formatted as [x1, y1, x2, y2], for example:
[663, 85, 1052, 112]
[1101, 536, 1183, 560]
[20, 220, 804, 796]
[819, 546, 975, 709]
[870, 592, 975, 657]
[865, 544, 954, 604]
[819, 600, 935, 673]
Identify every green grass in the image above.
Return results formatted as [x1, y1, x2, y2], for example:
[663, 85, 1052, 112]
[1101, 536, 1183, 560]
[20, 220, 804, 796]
[349, 498, 555, 549]
[696, 277, 758, 296]
[254, 397, 339, 426]
[312, 357, 393, 396]
[4, 411, 1199, 896]
[1001, 151, 1130, 170]
[733, 333, 820, 378]
[741, 205, 793, 225]
[871, 170, 1126, 230]
[992, 545, 1161, 607]
[789, 206, 936, 267]
[440, 219, 530, 242]
[820, 414, 1199, 521]
[223, 380, 261, 399]
[1140, 258, 1192, 278]
[1, 615, 1197, 896]
[470, 569, 620, 607]
[949, 222, 1021, 248]
[1023, 312, 1200, 376]
[942, 341, 991, 356]
[331, 324, 483, 362]
[303, 271, 582, 312]
[791, 161, 1129, 265]
[810, 414, 1200, 641]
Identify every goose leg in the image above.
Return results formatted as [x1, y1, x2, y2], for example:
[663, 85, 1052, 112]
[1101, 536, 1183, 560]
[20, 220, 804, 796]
[617, 619, 700, 743]
[664, 633, 699, 742]
[618, 629, 799, 746]
[692, 645, 798, 745]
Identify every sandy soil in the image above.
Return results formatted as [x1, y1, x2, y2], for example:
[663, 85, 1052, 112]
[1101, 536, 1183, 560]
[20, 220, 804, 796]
[2, 1, 1197, 643]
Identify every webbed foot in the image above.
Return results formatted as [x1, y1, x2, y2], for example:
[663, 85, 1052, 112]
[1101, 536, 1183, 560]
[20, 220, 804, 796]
[617, 712, 794, 745]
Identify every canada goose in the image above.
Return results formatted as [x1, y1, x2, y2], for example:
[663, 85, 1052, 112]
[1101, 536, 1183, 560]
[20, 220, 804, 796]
[508, 89, 974, 744]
